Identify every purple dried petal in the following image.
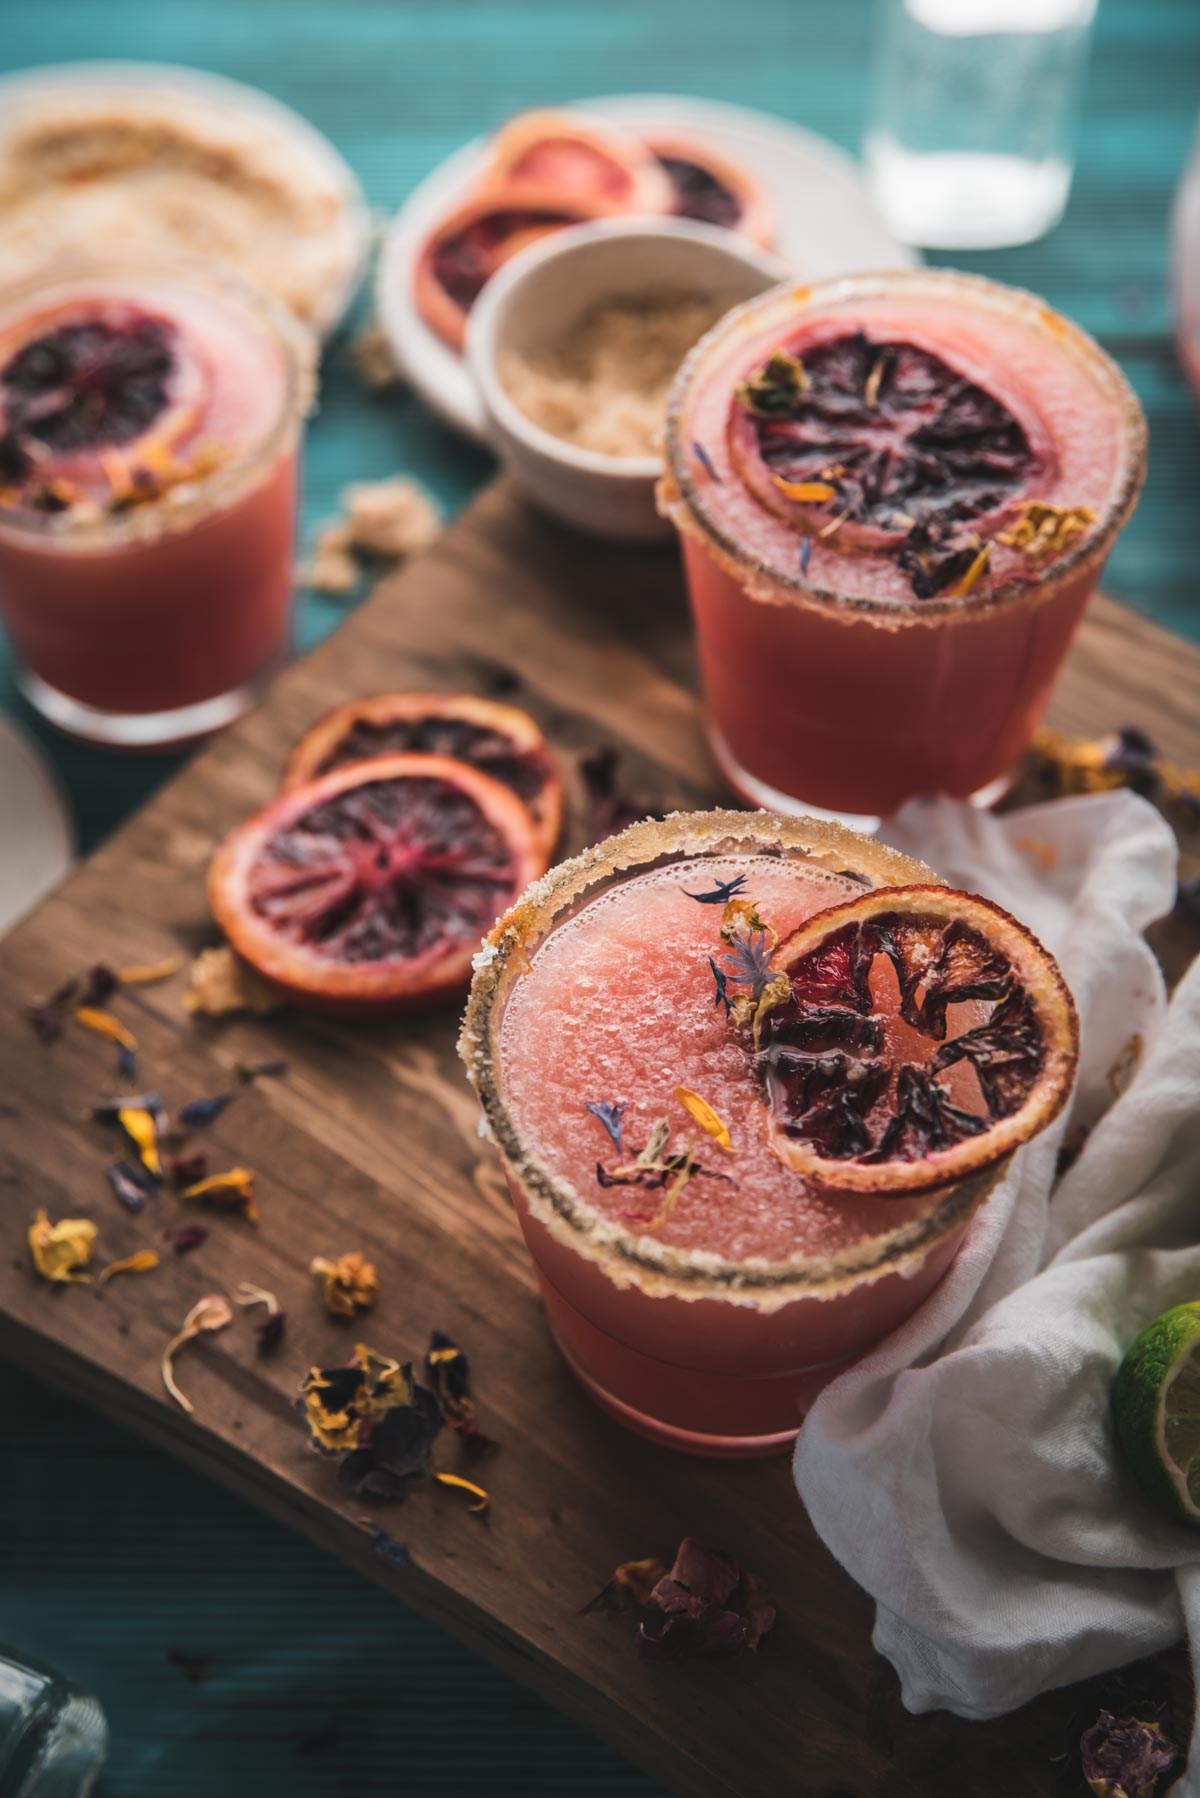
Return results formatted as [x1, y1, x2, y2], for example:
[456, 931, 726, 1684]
[691, 440, 723, 484]
[81, 965, 118, 1007]
[257, 1310, 286, 1355]
[116, 1043, 138, 1082]
[369, 1526, 411, 1570]
[681, 875, 748, 906]
[798, 534, 812, 576]
[105, 1159, 155, 1213]
[178, 1092, 236, 1129]
[659, 1537, 741, 1608]
[585, 1100, 627, 1153]
[1080, 1709, 1178, 1797]
[166, 1224, 208, 1254]
[741, 1572, 776, 1651]
[635, 1605, 750, 1662]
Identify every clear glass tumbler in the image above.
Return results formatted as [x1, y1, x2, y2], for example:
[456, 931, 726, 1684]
[864, 0, 1097, 249]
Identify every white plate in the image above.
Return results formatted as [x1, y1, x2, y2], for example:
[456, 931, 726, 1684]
[0, 60, 371, 338]
[0, 718, 73, 937]
[379, 93, 921, 440]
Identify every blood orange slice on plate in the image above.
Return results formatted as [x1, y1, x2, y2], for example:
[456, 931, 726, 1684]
[208, 754, 546, 1010]
[413, 185, 623, 352]
[642, 133, 777, 247]
[487, 110, 672, 213]
[757, 885, 1078, 1195]
[282, 691, 564, 863]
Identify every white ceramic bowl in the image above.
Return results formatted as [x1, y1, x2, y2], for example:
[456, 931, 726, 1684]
[465, 219, 787, 541]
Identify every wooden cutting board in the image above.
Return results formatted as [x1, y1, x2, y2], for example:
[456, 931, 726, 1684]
[1, 480, 1197, 1798]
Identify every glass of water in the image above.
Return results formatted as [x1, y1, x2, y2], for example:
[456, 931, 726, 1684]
[864, 0, 1098, 249]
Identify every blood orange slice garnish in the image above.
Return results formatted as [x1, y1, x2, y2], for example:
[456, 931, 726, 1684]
[281, 691, 564, 863]
[755, 886, 1077, 1195]
[487, 111, 672, 213]
[642, 134, 777, 248]
[208, 754, 545, 1010]
[0, 300, 205, 506]
[728, 330, 1050, 576]
[413, 185, 623, 352]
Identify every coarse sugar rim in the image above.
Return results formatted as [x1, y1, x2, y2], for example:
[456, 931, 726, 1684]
[0, 255, 315, 550]
[661, 267, 1148, 626]
[458, 808, 1003, 1311]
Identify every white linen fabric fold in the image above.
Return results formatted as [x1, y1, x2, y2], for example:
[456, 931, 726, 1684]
[792, 791, 1200, 1790]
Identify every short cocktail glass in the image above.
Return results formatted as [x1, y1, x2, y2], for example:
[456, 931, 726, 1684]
[0, 262, 313, 748]
[460, 810, 1014, 1459]
[659, 270, 1146, 826]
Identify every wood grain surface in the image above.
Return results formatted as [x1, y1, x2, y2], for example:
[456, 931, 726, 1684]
[1, 479, 1197, 1798]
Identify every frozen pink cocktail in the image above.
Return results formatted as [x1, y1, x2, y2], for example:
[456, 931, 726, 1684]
[0, 264, 312, 747]
[461, 812, 1045, 1458]
[660, 271, 1146, 823]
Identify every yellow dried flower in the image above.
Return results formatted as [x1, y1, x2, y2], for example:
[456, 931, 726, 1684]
[28, 1210, 96, 1283]
[311, 1250, 378, 1317]
[98, 1249, 159, 1284]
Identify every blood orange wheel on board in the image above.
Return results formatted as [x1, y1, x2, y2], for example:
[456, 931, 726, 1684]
[641, 133, 777, 248]
[281, 691, 564, 864]
[413, 185, 623, 353]
[208, 754, 545, 1010]
[487, 110, 672, 214]
[757, 885, 1078, 1195]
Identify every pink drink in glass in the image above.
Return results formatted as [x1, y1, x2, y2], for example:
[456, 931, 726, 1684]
[0, 264, 313, 747]
[460, 812, 1009, 1459]
[660, 271, 1146, 824]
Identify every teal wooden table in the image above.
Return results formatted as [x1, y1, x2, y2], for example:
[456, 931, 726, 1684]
[3, 3, 1199, 1793]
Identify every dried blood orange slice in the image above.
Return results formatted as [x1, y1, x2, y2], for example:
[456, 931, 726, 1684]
[642, 134, 776, 248]
[488, 111, 672, 213]
[208, 754, 545, 1010]
[281, 692, 564, 863]
[757, 886, 1077, 1195]
[414, 186, 622, 352]
[728, 328, 1050, 567]
[0, 300, 204, 502]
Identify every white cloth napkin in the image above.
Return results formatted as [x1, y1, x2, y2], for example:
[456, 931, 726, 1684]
[792, 791, 1200, 1789]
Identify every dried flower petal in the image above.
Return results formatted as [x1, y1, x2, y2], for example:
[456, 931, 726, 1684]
[168, 1151, 208, 1188]
[1108, 1035, 1144, 1100]
[184, 946, 282, 1017]
[311, 1251, 378, 1317]
[998, 501, 1095, 559]
[105, 1159, 156, 1213]
[369, 1525, 411, 1569]
[178, 1092, 236, 1129]
[674, 1087, 734, 1154]
[681, 874, 748, 906]
[434, 1473, 490, 1513]
[28, 1209, 96, 1282]
[166, 1224, 208, 1254]
[425, 1329, 498, 1452]
[691, 440, 722, 484]
[798, 534, 813, 575]
[115, 956, 184, 985]
[181, 1167, 258, 1223]
[75, 1007, 137, 1051]
[299, 1345, 412, 1454]
[581, 1558, 669, 1614]
[585, 1099, 627, 1153]
[98, 1249, 159, 1284]
[161, 1293, 232, 1413]
[235, 1281, 286, 1353]
[1080, 1709, 1178, 1798]
[772, 476, 837, 504]
[233, 1058, 289, 1084]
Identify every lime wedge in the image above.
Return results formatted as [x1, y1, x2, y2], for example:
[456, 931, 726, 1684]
[1113, 1301, 1200, 1527]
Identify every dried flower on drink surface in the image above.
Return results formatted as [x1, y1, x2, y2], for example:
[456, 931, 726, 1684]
[674, 1086, 734, 1154]
[584, 1099, 626, 1153]
[310, 1250, 378, 1317]
[681, 873, 747, 906]
[28, 1210, 96, 1282]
